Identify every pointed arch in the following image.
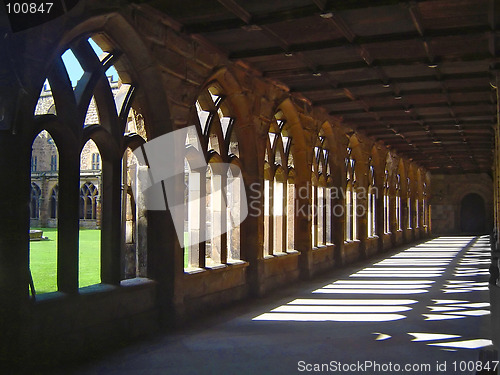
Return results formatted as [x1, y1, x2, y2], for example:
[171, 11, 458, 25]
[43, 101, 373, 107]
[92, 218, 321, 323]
[184, 72, 253, 268]
[263, 107, 299, 255]
[26, 12, 171, 293]
[311, 122, 335, 247]
[203, 67, 258, 181]
[275, 98, 307, 182]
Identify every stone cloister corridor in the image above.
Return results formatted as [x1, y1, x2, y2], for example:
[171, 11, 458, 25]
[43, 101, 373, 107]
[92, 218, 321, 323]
[4, 0, 500, 373]
[49, 236, 492, 375]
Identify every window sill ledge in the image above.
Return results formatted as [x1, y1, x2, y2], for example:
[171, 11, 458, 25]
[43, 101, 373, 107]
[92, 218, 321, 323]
[31, 277, 156, 305]
[263, 251, 301, 260]
[344, 240, 361, 244]
[313, 243, 335, 250]
[184, 261, 249, 275]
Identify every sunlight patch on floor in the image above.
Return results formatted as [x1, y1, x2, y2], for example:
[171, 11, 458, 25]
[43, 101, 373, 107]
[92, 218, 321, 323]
[253, 235, 492, 349]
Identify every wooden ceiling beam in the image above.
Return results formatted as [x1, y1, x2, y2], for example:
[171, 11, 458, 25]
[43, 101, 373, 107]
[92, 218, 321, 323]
[263, 54, 496, 79]
[320, 98, 495, 109]
[324, 13, 356, 43]
[311, 0, 327, 12]
[489, 0, 500, 57]
[230, 26, 491, 59]
[184, 0, 413, 33]
[295, 72, 492, 92]
[216, 0, 252, 24]
[408, 1, 425, 37]
[216, 0, 333, 84]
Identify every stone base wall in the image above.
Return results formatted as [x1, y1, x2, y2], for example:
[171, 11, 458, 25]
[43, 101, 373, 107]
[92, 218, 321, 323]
[26, 279, 158, 366]
[365, 237, 379, 257]
[343, 241, 361, 264]
[311, 245, 336, 276]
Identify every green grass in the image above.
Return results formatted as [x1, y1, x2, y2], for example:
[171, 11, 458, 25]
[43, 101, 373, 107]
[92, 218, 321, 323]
[78, 228, 101, 288]
[29, 228, 101, 294]
[184, 232, 189, 268]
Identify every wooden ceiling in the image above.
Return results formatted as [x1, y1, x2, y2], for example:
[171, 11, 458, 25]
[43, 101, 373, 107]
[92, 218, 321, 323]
[143, 0, 500, 173]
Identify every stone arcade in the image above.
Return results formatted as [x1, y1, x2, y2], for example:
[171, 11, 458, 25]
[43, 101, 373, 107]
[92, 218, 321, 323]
[0, 0, 499, 370]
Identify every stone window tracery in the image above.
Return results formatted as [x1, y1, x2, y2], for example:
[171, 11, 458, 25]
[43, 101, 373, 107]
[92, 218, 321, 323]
[407, 177, 412, 229]
[30, 183, 41, 219]
[30, 32, 147, 294]
[50, 184, 58, 219]
[345, 149, 357, 241]
[396, 174, 402, 231]
[80, 182, 99, 220]
[312, 129, 332, 247]
[263, 112, 295, 255]
[184, 85, 243, 270]
[383, 169, 390, 234]
[368, 162, 376, 238]
[423, 182, 428, 227]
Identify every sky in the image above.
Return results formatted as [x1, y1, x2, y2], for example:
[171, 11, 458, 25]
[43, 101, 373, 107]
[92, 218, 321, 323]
[60, 38, 119, 87]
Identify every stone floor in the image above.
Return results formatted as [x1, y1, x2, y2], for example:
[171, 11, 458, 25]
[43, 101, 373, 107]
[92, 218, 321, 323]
[53, 236, 494, 375]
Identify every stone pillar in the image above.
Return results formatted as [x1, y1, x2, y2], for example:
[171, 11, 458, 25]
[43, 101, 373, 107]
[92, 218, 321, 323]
[389, 192, 397, 246]
[0, 132, 31, 363]
[135, 164, 148, 277]
[57, 145, 80, 294]
[145, 156, 183, 326]
[375, 176, 385, 252]
[355, 158, 369, 259]
[243, 170, 264, 296]
[39, 175, 49, 227]
[100, 157, 122, 285]
[96, 195, 102, 229]
[331, 167, 345, 265]
[0, 33, 33, 360]
[295, 148, 314, 279]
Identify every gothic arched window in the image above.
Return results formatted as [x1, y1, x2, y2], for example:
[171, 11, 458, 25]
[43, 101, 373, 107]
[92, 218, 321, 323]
[50, 185, 58, 219]
[80, 182, 99, 220]
[407, 177, 412, 229]
[263, 112, 295, 255]
[396, 174, 402, 231]
[383, 169, 390, 234]
[367, 163, 376, 238]
[184, 85, 244, 270]
[30, 183, 41, 219]
[345, 149, 356, 241]
[312, 129, 332, 247]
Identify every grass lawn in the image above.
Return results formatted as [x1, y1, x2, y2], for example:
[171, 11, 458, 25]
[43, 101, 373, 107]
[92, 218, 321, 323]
[184, 232, 189, 268]
[29, 228, 101, 294]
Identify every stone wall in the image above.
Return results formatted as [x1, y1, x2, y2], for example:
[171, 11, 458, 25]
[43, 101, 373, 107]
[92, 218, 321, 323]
[430, 173, 493, 234]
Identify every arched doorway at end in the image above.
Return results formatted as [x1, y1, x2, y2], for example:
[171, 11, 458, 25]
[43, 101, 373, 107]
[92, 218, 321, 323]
[460, 193, 486, 234]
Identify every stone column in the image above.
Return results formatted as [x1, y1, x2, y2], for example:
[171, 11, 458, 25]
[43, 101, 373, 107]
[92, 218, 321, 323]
[243, 170, 264, 296]
[295, 148, 314, 279]
[0, 131, 31, 363]
[0, 35, 33, 360]
[39, 175, 49, 227]
[355, 158, 369, 259]
[100, 157, 122, 285]
[237, 115, 264, 296]
[331, 163, 345, 265]
[375, 173, 385, 252]
[57, 145, 80, 294]
[389, 190, 397, 247]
